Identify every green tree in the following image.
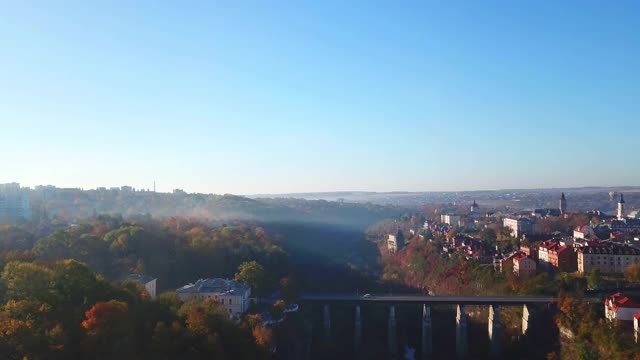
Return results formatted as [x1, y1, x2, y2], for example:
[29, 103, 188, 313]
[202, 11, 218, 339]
[235, 261, 268, 296]
[479, 228, 497, 242]
[53, 259, 104, 306]
[625, 263, 640, 284]
[1, 261, 54, 303]
[587, 269, 603, 289]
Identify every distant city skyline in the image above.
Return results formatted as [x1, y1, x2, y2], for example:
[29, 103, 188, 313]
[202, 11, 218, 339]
[4, 181, 640, 197]
[2, 2, 639, 194]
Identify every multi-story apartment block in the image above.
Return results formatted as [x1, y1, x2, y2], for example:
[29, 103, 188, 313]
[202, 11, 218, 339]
[520, 243, 539, 261]
[576, 245, 640, 274]
[387, 230, 405, 254]
[503, 217, 531, 238]
[513, 254, 536, 276]
[0, 183, 31, 224]
[548, 245, 577, 272]
[537, 240, 558, 267]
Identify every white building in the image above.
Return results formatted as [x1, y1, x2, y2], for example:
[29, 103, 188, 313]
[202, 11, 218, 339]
[635, 314, 640, 343]
[176, 278, 252, 318]
[573, 225, 596, 240]
[387, 230, 405, 254]
[125, 274, 157, 299]
[503, 217, 531, 238]
[628, 210, 640, 220]
[605, 293, 640, 321]
[441, 214, 462, 227]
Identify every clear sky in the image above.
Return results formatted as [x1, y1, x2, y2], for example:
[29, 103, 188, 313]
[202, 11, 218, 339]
[1, 1, 639, 194]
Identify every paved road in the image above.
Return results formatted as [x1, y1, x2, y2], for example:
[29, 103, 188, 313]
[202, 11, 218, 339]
[299, 294, 572, 305]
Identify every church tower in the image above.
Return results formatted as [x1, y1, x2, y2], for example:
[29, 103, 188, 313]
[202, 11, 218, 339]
[559, 193, 567, 215]
[618, 193, 626, 220]
[471, 200, 479, 213]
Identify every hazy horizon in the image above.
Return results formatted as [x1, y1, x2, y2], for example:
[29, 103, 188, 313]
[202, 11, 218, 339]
[2, 1, 639, 194]
[5, 180, 640, 197]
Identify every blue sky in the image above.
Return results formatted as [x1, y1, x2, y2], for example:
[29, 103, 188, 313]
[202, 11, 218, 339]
[1, 1, 639, 194]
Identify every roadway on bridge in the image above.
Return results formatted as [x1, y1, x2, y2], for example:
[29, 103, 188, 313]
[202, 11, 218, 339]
[299, 294, 565, 305]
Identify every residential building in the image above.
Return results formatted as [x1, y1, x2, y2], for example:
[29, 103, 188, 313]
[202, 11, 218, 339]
[574, 225, 596, 240]
[537, 240, 558, 267]
[125, 274, 157, 299]
[176, 278, 252, 318]
[576, 245, 640, 274]
[605, 293, 640, 321]
[452, 234, 492, 264]
[0, 183, 31, 224]
[493, 252, 516, 272]
[609, 218, 640, 233]
[520, 243, 539, 261]
[513, 254, 536, 276]
[387, 230, 405, 254]
[532, 208, 561, 218]
[548, 245, 577, 272]
[441, 214, 462, 227]
[503, 217, 531, 238]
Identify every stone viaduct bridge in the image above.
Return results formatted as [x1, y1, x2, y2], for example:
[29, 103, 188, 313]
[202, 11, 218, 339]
[298, 294, 577, 359]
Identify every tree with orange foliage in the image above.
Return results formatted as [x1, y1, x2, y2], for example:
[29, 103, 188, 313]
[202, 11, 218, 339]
[252, 323, 274, 348]
[81, 300, 131, 355]
[82, 300, 128, 332]
[245, 314, 274, 349]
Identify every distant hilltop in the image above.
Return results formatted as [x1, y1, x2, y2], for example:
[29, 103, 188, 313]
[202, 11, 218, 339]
[249, 187, 640, 209]
[1, 184, 638, 223]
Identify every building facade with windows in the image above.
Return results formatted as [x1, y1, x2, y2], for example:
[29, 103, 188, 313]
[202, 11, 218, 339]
[548, 245, 577, 272]
[0, 183, 31, 224]
[513, 254, 536, 276]
[125, 274, 157, 299]
[503, 217, 531, 238]
[387, 230, 405, 254]
[576, 245, 640, 274]
[537, 240, 559, 267]
[176, 278, 252, 318]
[441, 214, 462, 227]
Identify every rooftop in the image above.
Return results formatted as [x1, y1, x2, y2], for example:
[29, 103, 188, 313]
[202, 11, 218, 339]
[125, 274, 156, 284]
[577, 245, 640, 255]
[176, 278, 250, 295]
[514, 254, 532, 262]
[607, 293, 640, 310]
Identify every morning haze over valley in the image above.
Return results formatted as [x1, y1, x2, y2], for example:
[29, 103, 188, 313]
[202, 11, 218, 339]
[1, 1, 639, 359]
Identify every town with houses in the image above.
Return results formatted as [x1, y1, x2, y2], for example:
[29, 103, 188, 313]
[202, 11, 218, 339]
[387, 192, 640, 339]
[388, 193, 640, 276]
[3, 182, 640, 347]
